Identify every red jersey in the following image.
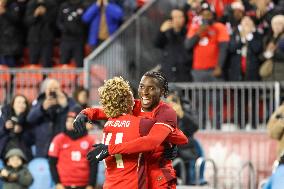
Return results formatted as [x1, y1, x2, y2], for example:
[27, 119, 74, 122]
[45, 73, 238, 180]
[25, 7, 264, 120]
[48, 133, 95, 186]
[102, 114, 155, 189]
[187, 22, 229, 70]
[133, 101, 180, 188]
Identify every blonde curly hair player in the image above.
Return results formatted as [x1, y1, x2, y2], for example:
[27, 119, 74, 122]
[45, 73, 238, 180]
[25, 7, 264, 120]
[98, 76, 134, 118]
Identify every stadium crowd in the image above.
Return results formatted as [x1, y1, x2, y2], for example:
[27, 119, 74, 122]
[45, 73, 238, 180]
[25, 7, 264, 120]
[1, 0, 284, 188]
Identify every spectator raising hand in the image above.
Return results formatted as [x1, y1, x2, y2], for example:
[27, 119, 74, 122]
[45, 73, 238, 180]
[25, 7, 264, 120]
[160, 19, 172, 32]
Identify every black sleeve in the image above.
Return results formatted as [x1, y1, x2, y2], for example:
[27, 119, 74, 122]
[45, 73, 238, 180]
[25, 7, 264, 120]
[88, 161, 98, 186]
[218, 41, 229, 67]
[48, 157, 60, 184]
[184, 35, 200, 51]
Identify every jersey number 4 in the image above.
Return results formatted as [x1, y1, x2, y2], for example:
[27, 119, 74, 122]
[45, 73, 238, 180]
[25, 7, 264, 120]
[103, 132, 124, 168]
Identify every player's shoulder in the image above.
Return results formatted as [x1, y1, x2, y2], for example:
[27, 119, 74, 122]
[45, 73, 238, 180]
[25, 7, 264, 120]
[155, 101, 176, 113]
[53, 133, 66, 141]
[84, 134, 96, 142]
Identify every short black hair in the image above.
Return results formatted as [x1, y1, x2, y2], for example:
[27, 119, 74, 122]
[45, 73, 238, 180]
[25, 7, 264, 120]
[143, 71, 169, 98]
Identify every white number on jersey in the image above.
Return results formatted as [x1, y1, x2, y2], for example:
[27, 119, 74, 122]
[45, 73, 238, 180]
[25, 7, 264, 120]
[103, 132, 124, 168]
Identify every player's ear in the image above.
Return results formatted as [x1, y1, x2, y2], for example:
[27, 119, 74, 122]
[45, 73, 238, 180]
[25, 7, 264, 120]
[160, 88, 165, 98]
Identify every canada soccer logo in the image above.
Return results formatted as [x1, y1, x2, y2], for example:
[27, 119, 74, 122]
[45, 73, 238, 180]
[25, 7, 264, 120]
[80, 141, 89, 149]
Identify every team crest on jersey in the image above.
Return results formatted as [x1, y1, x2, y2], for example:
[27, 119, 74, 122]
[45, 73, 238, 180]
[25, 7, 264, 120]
[80, 141, 89, 149]
[199, 37, 209, 46]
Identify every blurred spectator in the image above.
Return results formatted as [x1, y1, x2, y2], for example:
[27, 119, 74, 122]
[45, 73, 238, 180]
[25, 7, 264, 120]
[154, 8, 192, 82]
[183, 0, 202, 28]
[48, 105, 97, 189]
[0, 0, 24, 67]
[260, 14, 284, 81]
[185, 1, 229, 129]
[24, 0, 57, 67]
[82, 0, 123, 49]
[263, 151, 284, 189]
[57, 0, 87, 67]
[0, 148, 33, 189]
[246, 0, 279, 36]
[0, 95, 32, 161]
[226, 16, 263, 81]
[220, 1, 245, 35]
[267, 103, 284, 158]
[27, 78, 76, 157]
[206, 0, 235, 18]
[226, 16, 262, 129]
[185, 1, 229, 81]
[73, 86, 89, 109]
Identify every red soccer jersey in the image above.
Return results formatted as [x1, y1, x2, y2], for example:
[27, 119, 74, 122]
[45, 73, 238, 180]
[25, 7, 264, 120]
[102, 114, 155, 189]
[134, 101, 180, 188]
[48, 133, 95, 186]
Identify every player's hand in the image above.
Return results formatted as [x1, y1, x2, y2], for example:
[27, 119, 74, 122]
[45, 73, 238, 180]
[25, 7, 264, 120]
[163, 145, 178, 160]
[160, 20, 172, 32]
[73, 113, 88, 133]
[87, 144, 109, 163]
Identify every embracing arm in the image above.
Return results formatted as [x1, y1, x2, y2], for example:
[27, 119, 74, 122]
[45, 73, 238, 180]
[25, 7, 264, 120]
[167, 128, 188, 144]
[108, 124, 171, 155]
[81, 107, 108, 121]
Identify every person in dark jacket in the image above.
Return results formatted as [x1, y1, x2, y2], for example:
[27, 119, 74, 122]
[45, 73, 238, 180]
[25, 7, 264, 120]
[57, 0, 87, 67]
[226, 16, 263, 129]
[0, 95, 32, 161]
[82, 0, 123, 48]
[0, 148, 33, 189]
[226, 16, 263, 81]
[27, 78, 76, 157]
[0, 0, 24, 67]
[24, 0, 57, 67]
[154, 8, 192, 82]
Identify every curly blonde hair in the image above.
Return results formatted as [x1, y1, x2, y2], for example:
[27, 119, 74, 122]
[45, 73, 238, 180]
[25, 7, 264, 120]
[98, 76, 134, 118]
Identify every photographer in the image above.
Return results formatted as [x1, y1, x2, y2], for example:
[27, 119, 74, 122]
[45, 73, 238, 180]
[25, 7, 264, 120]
[27, 78, 76, 157]
[0, 95, 32, 161]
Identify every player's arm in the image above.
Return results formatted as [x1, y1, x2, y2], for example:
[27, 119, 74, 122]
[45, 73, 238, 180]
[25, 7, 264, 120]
[81, 107, 108, 121]
[74, 100, 141, 133]
[82, 100, 140, 121]
[167, 127, 188, 144]
[109, 107, 188, 155]
[73, 107, 108, 133]
[156, 105, 188, 145]
[108, 123, 172, 155]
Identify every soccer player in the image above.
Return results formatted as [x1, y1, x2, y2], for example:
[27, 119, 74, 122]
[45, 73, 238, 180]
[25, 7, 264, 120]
[89, 76, 158, 188]
[74, 71, 188, 188]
